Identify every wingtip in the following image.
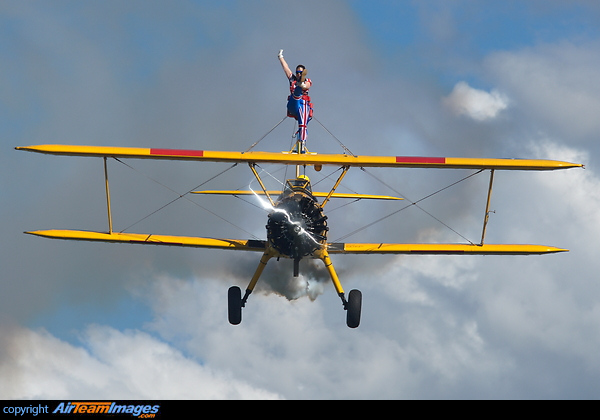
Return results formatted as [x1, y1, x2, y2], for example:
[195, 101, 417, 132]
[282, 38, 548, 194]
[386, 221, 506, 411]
[24, 230, 57, 239]
[548, 246, 569, 254]
[15, 145, 40, 153]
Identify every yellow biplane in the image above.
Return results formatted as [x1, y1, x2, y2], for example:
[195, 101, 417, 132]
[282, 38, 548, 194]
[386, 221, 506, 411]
[16, 141, 583, 328]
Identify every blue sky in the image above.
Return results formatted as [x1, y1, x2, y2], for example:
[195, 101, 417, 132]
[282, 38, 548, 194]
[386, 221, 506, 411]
[351, 1, 600, 54]
[2, 0, 600, 399]
[351, 1, 600, 88]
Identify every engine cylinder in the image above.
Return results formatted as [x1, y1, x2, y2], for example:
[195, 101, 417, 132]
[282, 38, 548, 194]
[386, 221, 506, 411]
[266, 192, 328, 259]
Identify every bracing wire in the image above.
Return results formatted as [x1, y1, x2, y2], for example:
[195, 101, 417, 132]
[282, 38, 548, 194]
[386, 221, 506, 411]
[118, 115, 298, 238]
[333, 168, 485, 244]
[243, 115, 288, 153]
[113, 159, 260, 240]
[311, 117, 483, 243]
[249, 115, 485, 244]
[110, 115, 354, 240]
[313, 117, 356, 156]
[112, 112, 485, 244]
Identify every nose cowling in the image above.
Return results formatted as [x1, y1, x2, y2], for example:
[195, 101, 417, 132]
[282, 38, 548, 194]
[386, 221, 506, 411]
[266, 193, 328, 260]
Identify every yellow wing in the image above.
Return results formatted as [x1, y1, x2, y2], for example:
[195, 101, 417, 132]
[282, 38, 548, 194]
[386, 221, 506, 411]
[327, 243, 567, 255]
[192, 190, 403, 201]
[26, 230, 566, 255]
[16, 144, 583, 170]
[26, 229, 267, 252]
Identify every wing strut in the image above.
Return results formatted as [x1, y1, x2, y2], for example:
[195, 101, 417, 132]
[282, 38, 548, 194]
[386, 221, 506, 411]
[103, 157, 113, 234]
[480, 169, 495, 245]
[249, 163, 275, 207]
[321, 166, 349, 208]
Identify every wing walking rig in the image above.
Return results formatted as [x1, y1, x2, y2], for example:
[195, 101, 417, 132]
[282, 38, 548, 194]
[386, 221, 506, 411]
[17, 142, 583, 328]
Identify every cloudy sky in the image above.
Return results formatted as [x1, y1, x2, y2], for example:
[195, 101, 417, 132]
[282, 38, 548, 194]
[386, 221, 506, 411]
[2, 0, 600, 399]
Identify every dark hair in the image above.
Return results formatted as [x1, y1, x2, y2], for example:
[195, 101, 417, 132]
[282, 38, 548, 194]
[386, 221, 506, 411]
[296, 65, 306, 71]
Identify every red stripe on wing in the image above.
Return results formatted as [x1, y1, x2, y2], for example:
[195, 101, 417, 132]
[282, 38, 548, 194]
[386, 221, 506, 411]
[396, 156, 446, 164]
[150, 148, 204, 157]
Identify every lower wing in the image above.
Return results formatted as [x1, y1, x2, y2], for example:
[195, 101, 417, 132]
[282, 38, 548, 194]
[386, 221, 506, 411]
[25, 230, 267, 252]
[327, 243, 567, 255]
[26, 230, 567, 255]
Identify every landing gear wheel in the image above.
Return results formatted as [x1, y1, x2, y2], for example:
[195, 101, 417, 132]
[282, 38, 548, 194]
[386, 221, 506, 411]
[228, 286, 242, 325]
[346, 289, 362, 328]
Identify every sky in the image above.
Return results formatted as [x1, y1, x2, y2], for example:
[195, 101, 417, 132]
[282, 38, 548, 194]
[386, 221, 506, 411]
[1, 0, 600, 399]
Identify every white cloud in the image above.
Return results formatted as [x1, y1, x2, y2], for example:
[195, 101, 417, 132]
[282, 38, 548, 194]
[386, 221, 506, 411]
[127, 276, 518, 399]
[485, 41, 600, 142]
[443, 81, 509, 121]
[0, 325, 281, 399]
[472, 140, 600, 373]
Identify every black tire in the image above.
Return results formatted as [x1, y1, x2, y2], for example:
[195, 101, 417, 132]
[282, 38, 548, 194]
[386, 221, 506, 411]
[228, 286, 242, 325]
[346, 289, 362, 328]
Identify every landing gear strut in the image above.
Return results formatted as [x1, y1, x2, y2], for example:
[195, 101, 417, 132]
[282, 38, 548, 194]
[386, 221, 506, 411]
[227, 251, 273, 326]
[318, 249, 362, 328]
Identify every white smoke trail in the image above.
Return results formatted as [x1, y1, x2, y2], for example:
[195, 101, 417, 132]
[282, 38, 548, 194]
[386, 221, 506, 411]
[243, 186, 328, 300]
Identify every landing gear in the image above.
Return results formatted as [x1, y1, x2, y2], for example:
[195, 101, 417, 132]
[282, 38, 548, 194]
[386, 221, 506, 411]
[229, 249, 361, 328]
[346, 289, 362, 328]
[318, 250, 362, 328]
[228, 251, 274, 326]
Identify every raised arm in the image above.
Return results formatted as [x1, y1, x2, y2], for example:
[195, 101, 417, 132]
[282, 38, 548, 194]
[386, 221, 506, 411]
[278, 49, 292, 79]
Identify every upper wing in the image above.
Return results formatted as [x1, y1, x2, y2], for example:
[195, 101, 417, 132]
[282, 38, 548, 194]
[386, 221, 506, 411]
[26, 229, 267, 252]
[192, 190, 403, 201]
[327, 242, 568, 255]
[16, 144, 583, 170]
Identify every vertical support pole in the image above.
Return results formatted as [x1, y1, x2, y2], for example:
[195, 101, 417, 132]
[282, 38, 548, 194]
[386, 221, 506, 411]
[292, 139, 305, 178]
[103, 157, 113, 234]
[480, 169, 495, 245]
[294, 139, 305, 154]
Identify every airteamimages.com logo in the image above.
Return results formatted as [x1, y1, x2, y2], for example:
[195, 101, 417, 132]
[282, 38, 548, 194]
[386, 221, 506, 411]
[53, 402, 160, 417]
[2, 402, 161, 418]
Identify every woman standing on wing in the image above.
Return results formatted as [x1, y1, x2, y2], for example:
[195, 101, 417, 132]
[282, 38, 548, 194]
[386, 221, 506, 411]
[278, 49, 313, 152]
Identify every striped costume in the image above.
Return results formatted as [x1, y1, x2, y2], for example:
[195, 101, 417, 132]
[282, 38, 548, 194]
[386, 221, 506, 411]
[287, 75, 313, 144]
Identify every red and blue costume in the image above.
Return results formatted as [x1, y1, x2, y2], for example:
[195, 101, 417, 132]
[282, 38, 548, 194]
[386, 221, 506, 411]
[287, 74, 313, 144]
